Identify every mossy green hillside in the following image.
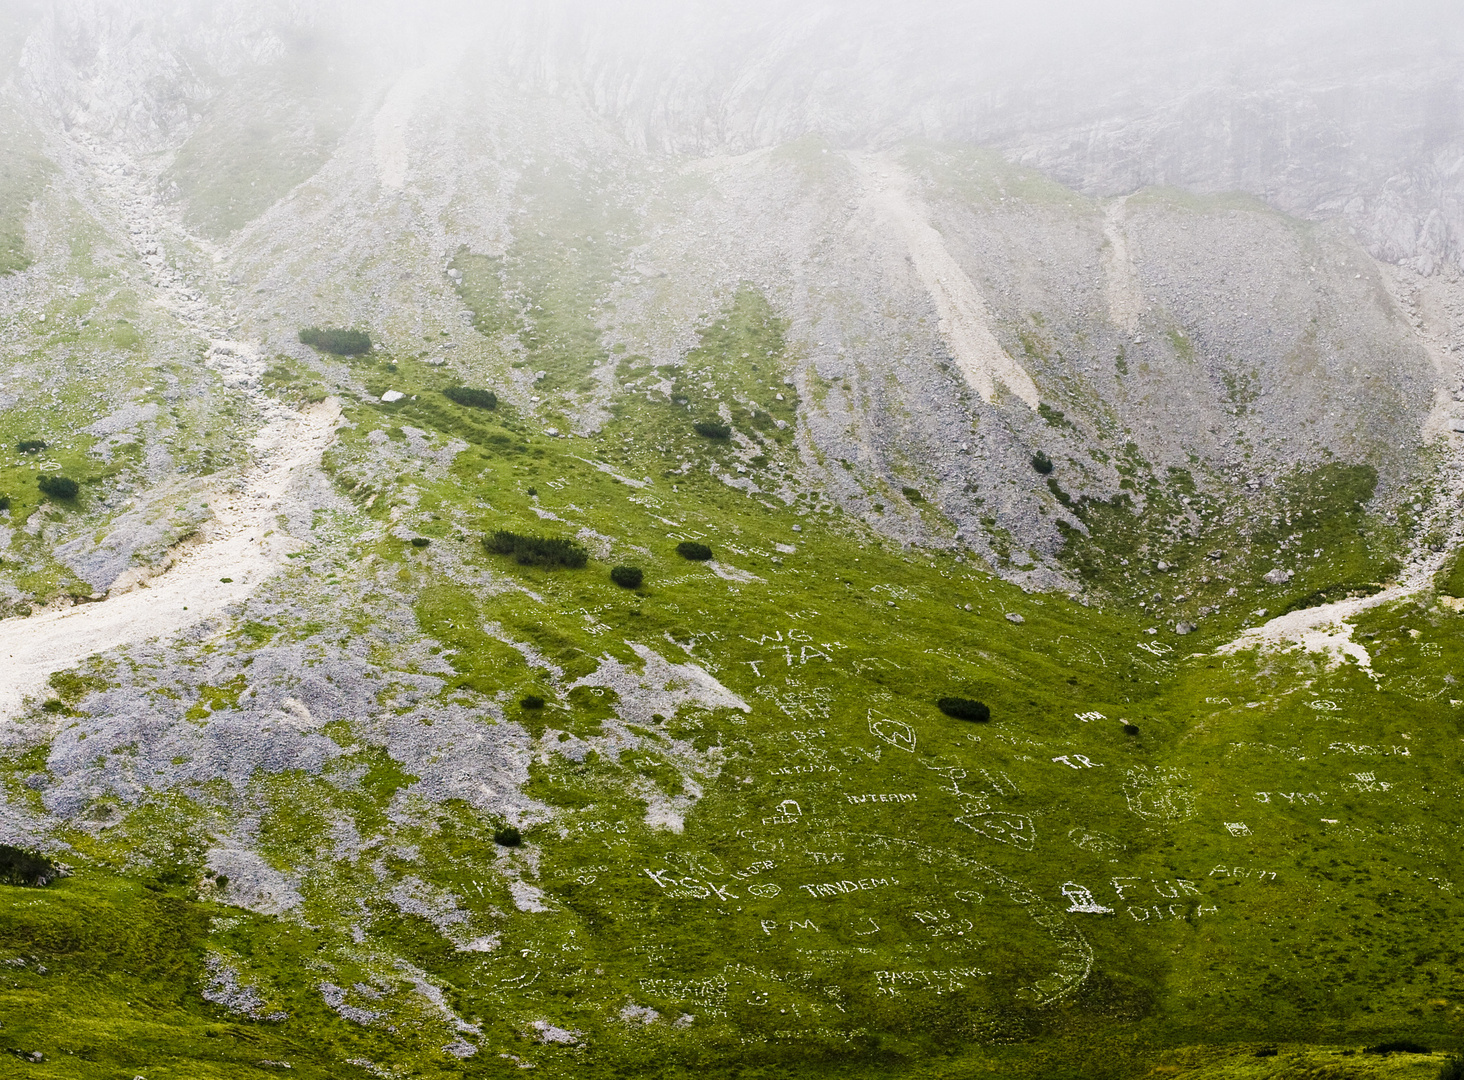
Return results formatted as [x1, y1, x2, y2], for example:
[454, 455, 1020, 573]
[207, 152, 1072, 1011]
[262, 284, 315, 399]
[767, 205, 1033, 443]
[1055, 457, 1405, 627]
[165, 40, 362, 239]
[450, 151, 641, 401]
[5, 281, 1464, 1078]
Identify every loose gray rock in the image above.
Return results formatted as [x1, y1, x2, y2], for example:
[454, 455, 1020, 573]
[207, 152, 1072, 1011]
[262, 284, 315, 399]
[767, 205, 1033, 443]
[1005, 612, 1025, 624]
[1262, 568, 1293, 585]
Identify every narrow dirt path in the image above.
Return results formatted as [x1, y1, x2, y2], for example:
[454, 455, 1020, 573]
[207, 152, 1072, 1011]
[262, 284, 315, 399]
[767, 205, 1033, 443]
[0, 400, 339, 716]
[0, 134, 342, 718]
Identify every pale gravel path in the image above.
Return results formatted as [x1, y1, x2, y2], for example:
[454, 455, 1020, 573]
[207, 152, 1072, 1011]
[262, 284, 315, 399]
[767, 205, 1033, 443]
[0, 398, 340, 717]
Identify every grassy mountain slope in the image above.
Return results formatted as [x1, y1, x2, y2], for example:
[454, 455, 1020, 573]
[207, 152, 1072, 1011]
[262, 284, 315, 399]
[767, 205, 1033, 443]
[1, 290, 1461, 1077]
[0, 41, 1461, 1080]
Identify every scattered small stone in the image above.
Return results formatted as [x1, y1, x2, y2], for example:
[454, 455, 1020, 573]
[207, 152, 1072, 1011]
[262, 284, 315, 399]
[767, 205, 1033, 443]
[1262, 568, 1292, 585]
[1005, 612, 1024, 624]
[1156, 560, 1169, 571]
[380, 390, 405, 403]
[1175, 622, 1195, 635]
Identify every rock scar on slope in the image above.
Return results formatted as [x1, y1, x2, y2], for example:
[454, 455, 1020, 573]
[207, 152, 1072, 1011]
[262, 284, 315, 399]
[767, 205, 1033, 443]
[856, 153, 1041, 409]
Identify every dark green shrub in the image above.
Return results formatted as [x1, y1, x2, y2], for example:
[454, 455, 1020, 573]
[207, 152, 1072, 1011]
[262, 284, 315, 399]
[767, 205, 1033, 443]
[1365, 1041, 1429, 1055]
[410, 537, 431, 548]
[299, 326, 372, 355]
[693, 420, 731, 440]
[902, 486, 924, 502]
[443, 386, 497, 409]
[0, 844, 60, 887]
[16, 439, 46, 454]
[610, 566, 644, 589]
[484, 530, 587, 568]
[1123, 723, 1140, 736]
[494, 825, 522, 847]
[0, 495, 9, 511]
[1439, 1054, 1464, 1080]
[526, 487, 538, 497]
[937, 697, 990, 722]
[37, 475, 79, 499]
[676, 541, 712, 561]
[1031, 451, 1054, 475]
[520, 695, 545, 710]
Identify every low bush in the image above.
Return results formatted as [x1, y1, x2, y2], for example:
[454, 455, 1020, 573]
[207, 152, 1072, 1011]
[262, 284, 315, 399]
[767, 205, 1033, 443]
[0, 495, 9, 511]
[1439, 1054, 1464, 1080]
[484, 530, 587, 568]
[299, 326, 372, 355]
[494, 825, 522, 847]
[937, 697, 991, 722]
[1364, 1041, 1429, 1056]
[443, 386, 497, 409]
[0, 844, 60, 887]
[676, 541, 712, 561]
[611, 566, 644, 589]
[16, 439, 46, 453]
[520, 695, 545, 710]
[410, 537, 431, 548]
[37, 475, 79, 499]
[1031, 451, 1054, 475]
[693, 420, 731, 440]
[902, 486, 924, 502]
[1123, 723, 1140, 736]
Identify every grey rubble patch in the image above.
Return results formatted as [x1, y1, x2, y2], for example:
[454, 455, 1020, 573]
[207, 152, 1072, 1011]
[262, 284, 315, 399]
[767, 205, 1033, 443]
[201, 951, 287, 1021]
[509, 878, 550, 912]
[531, 1018, 581, 1045]
[320, 981, 388, 1026]
[53, 486, 211, 591]
[619, 1003, 660, 1024]
[386, 875, 497, 951]
[208, 849, 303, 915]
[83, 401, 160, 437]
